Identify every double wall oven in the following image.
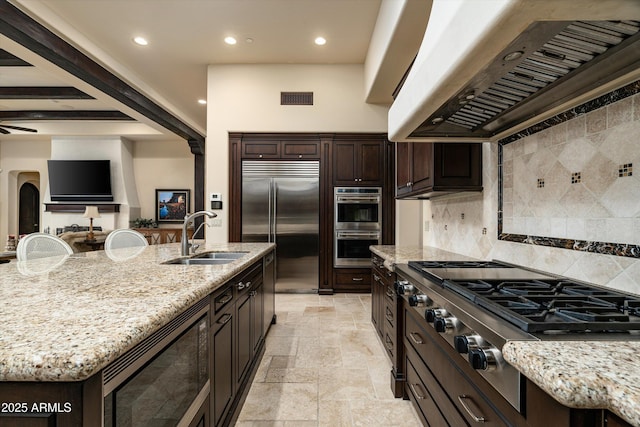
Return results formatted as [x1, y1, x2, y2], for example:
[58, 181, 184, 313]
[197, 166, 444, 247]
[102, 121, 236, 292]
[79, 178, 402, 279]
[334, 187, 381, 267]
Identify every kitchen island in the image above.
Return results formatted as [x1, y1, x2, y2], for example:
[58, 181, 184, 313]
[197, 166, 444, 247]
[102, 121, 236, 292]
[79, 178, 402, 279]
[371, 245, 640, 427]
[0, 241, 275, 426]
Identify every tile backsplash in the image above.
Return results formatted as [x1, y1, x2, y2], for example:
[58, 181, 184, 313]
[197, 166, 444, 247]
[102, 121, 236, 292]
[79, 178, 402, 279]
[502, 95, 640, 245]
[423, 87, 640, 296]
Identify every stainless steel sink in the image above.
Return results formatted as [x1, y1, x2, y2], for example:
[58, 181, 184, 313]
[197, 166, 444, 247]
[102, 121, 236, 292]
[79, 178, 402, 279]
[162, 251, 248, 265]
[192, 251, 247, 260]
[162, 257, 236, 265]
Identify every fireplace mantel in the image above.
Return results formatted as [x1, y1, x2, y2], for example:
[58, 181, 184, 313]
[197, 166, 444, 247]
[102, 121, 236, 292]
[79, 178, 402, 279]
[45, 204, 121, 213]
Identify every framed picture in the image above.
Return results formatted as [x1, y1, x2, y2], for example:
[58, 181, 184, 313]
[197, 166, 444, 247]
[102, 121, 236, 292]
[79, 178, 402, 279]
[155, 189, 190, 223]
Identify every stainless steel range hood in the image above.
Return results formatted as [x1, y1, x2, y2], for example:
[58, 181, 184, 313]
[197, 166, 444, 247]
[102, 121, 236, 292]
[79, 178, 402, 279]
[388, 0, 640, 142]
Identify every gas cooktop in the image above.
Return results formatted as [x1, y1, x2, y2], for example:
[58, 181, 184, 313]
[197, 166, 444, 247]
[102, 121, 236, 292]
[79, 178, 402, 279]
[444, 278, 640, 333]
[407, 260, 640, 334]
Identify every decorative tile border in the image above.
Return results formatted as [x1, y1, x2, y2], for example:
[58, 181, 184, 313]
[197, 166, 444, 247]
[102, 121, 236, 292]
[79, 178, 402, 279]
[498, 79, 640, 259]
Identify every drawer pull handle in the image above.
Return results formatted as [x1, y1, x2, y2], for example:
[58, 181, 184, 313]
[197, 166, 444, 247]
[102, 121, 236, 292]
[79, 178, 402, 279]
[385, 308, 394, 322]
[237, 282, 245, 290]
[409, 383, 426, 400]
[373, 274, 380, 281]
[458, 395, 486, 423]
[352, 277, 364, 282]
[217, 294, 232, 305]
[217, 313, 232, 325]
[409, 332, 424, 345]
[384, 336, 393, 351]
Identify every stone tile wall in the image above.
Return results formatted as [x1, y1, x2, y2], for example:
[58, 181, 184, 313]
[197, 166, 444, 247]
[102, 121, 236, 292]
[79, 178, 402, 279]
[423, 89, 640, 295]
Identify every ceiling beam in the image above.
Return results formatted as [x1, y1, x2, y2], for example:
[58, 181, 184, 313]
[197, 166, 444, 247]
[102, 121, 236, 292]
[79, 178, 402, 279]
[0, 1, 205, 154]
[0, 86, 94, 99]
[0, 110, 133, 121]
[0, 48, 31, 66]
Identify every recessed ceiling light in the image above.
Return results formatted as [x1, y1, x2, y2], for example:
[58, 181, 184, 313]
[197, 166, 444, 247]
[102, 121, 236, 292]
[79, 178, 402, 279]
[197, 99, 207, 105]
[314, 37, 327, 46]
[245, 38, 254, 44]
[133, 36, 148, 46]
[224, 36, 237, 45]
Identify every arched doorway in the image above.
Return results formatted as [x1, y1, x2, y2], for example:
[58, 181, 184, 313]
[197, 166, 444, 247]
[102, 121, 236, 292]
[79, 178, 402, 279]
[19, 183, 39, 235]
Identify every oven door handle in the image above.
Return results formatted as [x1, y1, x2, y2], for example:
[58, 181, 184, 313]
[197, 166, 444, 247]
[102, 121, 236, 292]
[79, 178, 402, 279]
[336, 232, 380, 239]
[336, 196, 380, 203]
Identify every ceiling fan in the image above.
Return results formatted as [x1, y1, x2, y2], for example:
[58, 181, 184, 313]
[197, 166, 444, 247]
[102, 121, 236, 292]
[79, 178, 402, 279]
[0, 123, 38, 134]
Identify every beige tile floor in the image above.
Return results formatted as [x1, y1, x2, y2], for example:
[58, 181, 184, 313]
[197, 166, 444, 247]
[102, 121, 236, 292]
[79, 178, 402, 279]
[237, 293, 422, 426]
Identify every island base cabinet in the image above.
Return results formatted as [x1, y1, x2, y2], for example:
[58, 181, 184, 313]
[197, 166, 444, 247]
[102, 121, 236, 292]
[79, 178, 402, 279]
[0, 380, 92, 426]
[212, 304, 234, 427]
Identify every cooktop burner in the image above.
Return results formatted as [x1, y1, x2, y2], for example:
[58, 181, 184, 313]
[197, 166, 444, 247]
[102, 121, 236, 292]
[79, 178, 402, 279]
[444, 278, 640, 333]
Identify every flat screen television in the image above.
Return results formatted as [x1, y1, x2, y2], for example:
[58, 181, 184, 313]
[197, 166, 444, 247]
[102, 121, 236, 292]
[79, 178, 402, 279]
[48, 160, 114, 202]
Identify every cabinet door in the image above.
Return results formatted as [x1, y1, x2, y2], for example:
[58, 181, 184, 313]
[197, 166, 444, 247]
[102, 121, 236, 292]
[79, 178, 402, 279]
[434, 143, 483, 188]
[281, 141, 320, 159]
[396, 142, 411, 196]
[333, 142, 358, 185]
[410, 143, 433, 193]
[242, 141, 280, 159]
[251, 282, 264, 354]
[212, 310, 234, 427]
[236, 293, 252, 387]
[359, 142, 383, 186]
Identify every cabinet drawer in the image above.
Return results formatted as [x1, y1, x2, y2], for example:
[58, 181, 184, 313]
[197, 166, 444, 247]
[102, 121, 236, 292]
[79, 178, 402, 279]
[404, 306, 507, 426]
[405, 355, 451, 427]
[334, 268, 371, 292]
[212, 285, 233, 315]
[383, 330, 395, 360]
[231, 261, 263, 297]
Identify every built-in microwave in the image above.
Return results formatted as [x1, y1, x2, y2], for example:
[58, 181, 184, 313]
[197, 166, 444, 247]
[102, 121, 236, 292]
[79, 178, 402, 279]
[334, 187, 381, 231]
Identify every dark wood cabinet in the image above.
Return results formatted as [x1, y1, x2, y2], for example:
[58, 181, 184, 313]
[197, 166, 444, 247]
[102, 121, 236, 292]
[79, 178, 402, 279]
[242, 138, 320, 160]
[211, 286, 235, 427]
[229, 133, 395, 295]
[372, 255, 403, 398]
[333, 139, 384, 186]
[333, 268, 371, 292]
[402, 299, 601, 427]
[396, 142, 482, 199]
[233, 261, 263, 389]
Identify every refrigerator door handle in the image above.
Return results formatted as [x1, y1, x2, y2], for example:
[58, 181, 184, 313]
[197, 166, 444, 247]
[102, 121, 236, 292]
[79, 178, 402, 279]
[272, 181, 278, 243]
[268, 180, 272, 243]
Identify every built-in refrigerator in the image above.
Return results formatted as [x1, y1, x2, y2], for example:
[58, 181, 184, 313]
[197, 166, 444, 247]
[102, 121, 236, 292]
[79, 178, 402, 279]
[241, 161, 319, 293]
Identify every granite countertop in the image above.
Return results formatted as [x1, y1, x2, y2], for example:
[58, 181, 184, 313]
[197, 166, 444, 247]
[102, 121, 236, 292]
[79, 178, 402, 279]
[370, 244, 478, 270]
[503, 341, 640, 426]
[373, 244, 640, 426]
[0, 242, 274, 382]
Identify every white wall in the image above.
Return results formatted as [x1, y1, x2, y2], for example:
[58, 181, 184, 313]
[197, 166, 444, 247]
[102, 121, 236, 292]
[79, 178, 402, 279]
[0, 137, 193, 241]
[132, 139, 194, 224]
[206, 64, 389, 242]
[0, 139, 51, 241]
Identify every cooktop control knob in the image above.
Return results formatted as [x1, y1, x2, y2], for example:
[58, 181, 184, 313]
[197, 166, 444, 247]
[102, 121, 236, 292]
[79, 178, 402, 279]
[453, 335, 484, 354]
[424, 308, 446, 323]
[454, 335, 470, 353]
[395, 281, 414, 296]
[468, 347, 501, 371]
[408, 294, 429, 307]
[434, 316, 457, 333]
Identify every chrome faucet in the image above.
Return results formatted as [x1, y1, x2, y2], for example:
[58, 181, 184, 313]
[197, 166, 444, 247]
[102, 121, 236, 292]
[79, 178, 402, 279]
[181, 210, 217, 256]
